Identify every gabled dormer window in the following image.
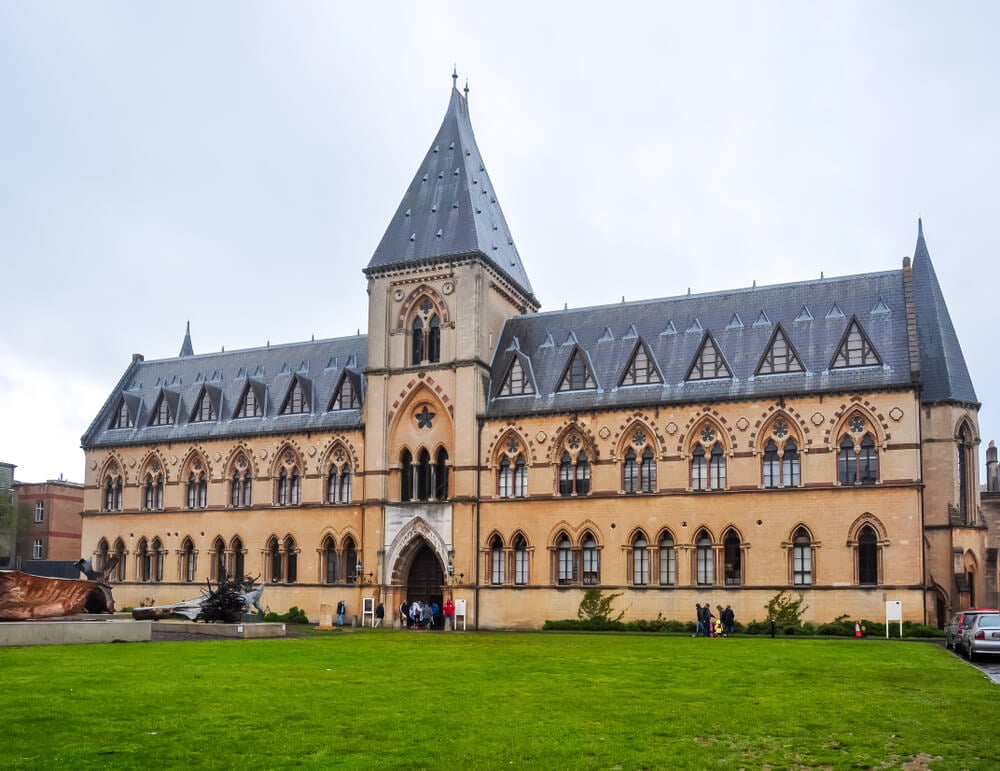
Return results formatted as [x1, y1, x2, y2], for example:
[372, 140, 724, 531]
[499, 358, 534, 396]
[235, 384, 263, 418]
[150, 393, 174, 426]
[281, 378, 310, 415]
[831, 319, 881, 369]
[192, 388, 217, 422]
[756, 327, 804, 375]
[620, 340, 663, 386]
[557, 348, 596, 392]
[110, 398, 134, 429]
[687, 334, 731, 381]
[329, 375, 358, 410]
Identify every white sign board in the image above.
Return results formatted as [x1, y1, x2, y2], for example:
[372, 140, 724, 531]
[362, 596, 375, 628]
[885, 600, 903, 638]
[454, 598, 467, 631]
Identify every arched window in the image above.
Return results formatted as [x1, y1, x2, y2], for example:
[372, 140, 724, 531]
[104, 474, 123, 512]
[514, 535, 529, 585]
[181, 537, 196, 583]
[435, 448, 449, 500]
[514, 455, 528, 498]
[556, 533, 573, 585]
[231, 470, 242, 507]
[723, 530, 742, 586]
[401, 450, 413, 501]
[340, 468, 352, 504]
[231, 537, 245, 580]
[782, 440, 801, 487]
[212, 537, 226, 581]
[96, 539, 110, 572]
[411, 317, 424, 364]
[958, 424, 975, 525]
[623, 448, 638, 493]
[582, 533, 599, 585]
[858, 525, 878, 585]
[428, 315, 441, 363]
[344, 536, 358, 584]
[268, 537, 281, 583]
[559, 452, 573, 496]
[839, 433, 879, 485]
[632, 533, 649, 586]
[290, 468, 301, 505]
[113, 538, 126, 582]
[575, 453, 591, 496]
[696, 531, 713, 586]
[284, 536, 297, 584]
[640, 446, 656, 492]
[137, 538, 151, 582]
[498, 456, 512, 498]
[763, 439, 780, 488]
[187, 471, 206, 509]
[709, 443, 726, 489]
[792, 527, 813, 585]
[417, 449, 431, 501]
[323, 536, 337, 584]
[659, 533, 676, 586]
[490, 534, 505, 585]
[691, 446, 707, 490]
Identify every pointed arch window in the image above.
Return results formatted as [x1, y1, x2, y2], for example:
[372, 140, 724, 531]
[792, 527, 813, 585]
[632, 533, 649, 586]
[620, 342, 662, 386]
[281, 378, 310, 414]
[322, 536, 338, 584]
[411, 317, 425, 364]
[696, 532, 714, 586]
[958, 424, 976, 525]
[212, 537, 226, 581]
[235, 385, 263, 419]
[400, 450, 413, 501]
[277, 467, 301, 506]
[839, 431, 878, 485]
[231, 537, 245, 580]
[624, 436, 656, 494]
[763, 437, 800, 488]
[231, 467, 252, 507]
[558, 443, 590, 496]
[268, 537, 281, 583]
[832, 319, 881, 368]
[143, 472, 163, 510]
[181, 538, 196, 583]
[96, 539, 110, 573]
[428, 315, 441, 363]
[659, 533, 676, 586]
[514, 535, 529, 585]
[723, 530, 742, 586]
[187, 471, 207, 509]
[103, 475, 123, 512]
[757, 327, 804, 375]
[435, 448, 449, 500]
[193, 389, 217, 422]
[857, 525, 879, 585]
[556, 533, 574, 585]
[687, 335, 731, 380]
[623, 447, 639, 492]
[490, 534, 505, 585]
[499, 357, 534, 396]
[137, 538, 151, 582]
[582, 533, 600, 585]
[151, 538, 163, 582]
[113, 539, 126, 582]
[111, 398, 133, 429]
[558, 349, 596, 391]
[284, 536, 298, 584]
[498, 456, 512, 498]
[575, 452, 591, 495]
[344, 536, 358, 584]
[559, 452, 574, 496]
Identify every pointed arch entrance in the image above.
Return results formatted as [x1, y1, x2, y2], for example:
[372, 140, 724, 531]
[405, 542, 446, 607]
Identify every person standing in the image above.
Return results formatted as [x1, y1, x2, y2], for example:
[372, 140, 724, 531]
[694, 603, 704, 637]
[431, 600, 441, 630]
[722, 605, 735, 636]
[444, 597, 455, 631]
[374, 602, 384, 628]
[336, 599, 346, 627]
[399, 599, 409, 629]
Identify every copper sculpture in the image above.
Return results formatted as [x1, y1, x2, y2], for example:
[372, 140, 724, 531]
[0, 557, 118, 620]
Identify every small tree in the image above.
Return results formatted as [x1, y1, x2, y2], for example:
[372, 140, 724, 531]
[577, 588, 624, 623]
[765, 590, 808, 628]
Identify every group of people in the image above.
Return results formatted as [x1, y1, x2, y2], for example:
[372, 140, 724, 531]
[399, 598, 455, 630]
[694, 602, 736, 637]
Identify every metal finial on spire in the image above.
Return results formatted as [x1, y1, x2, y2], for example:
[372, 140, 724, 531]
[464, 78, 469, 97]
[452, 65, 458, 87]
[918, 217, 923, 237]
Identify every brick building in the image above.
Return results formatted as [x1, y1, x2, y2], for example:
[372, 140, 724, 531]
[13, 477, 84, 565]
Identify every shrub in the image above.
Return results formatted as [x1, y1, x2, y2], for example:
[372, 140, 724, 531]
[577, 589, 625, 623]
[263, 606, 310, 624]
[765, 590, 808, 628]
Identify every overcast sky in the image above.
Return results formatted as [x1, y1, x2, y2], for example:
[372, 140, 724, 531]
[2, 2, 998, 484]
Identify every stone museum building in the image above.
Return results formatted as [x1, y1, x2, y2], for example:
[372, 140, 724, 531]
[79, 79, 990, 628]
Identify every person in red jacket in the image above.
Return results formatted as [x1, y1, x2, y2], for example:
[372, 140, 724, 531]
[443, 597, 455, 631]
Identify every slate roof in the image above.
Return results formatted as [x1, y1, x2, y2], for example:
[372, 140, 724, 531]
[487, 269, 916, 417]
[81, 334, 368, 449]
[364, 82, 536, 306]
[910, 220, 978, 405]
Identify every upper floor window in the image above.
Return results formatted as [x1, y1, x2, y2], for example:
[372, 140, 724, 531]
[838, 423, 878, 485]
[400, 448, 448, 502]
[235, 385, 263, 419]
[327, 461, 353, 504]
[103, 474, 123, 512]
[192, 389, 217, 422]
[150, 393, 174, 426]
[831, 319, 881, 369]
[514, 535, 529, 585]
[692, 439, 726, 491]
[33, 501, 44, 523]
[329, 376, 358, 410]
[497, 439, 528, 499]
[111, 398, 133, 429]
[687, 334, 731, 381]
[143, 473, 164, 511]
[498, 357, 534, 396]
[187, 471, 207, 508]
[558, 450, 591, 496]
[620, 341, 662, 386]
[762, 432, 800, 488]
[281, 378, 310, 415]
[277, 467, 301, 506]
[957, 424, 976, 525]
[557, 349, 596, 392]
[32, 538, 43, 559]
[410, 308, 442, 365]
[623, 432, 657, 494]
[756, 327, 804, 375]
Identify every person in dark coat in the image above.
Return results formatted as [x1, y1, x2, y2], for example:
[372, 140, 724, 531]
[400, 600, 410, 629]
[722, 604, 735, 636]
[694, 603, 704, 637]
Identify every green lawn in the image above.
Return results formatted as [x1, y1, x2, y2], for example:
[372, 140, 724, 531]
[2, 631, 997, 769]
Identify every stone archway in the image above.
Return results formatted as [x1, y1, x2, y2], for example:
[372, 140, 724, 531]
[405, 542, 446, 605]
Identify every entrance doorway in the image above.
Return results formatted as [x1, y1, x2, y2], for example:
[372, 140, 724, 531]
[405, 543, 445, 624]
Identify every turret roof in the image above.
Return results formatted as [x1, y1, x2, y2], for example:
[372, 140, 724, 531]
[364, 80, 535, 304]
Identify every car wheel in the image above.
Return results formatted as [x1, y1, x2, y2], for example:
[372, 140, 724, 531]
[946, 637, 953, 650]
[969, 645, 978, 662]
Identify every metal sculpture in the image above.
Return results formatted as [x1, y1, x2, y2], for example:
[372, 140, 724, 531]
[0, 556, 118, 620]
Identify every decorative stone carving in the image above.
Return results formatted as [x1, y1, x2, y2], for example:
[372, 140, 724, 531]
[535, 431, 547, 443]
[599, 426, 611, 439]
[736, 417, 750, 431]
[889, 407, 904, 422]
[666, 421, 678, 435]
[811, 412, 825, 426]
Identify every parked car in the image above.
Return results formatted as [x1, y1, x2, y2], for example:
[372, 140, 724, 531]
[962, 613, 1000, 661]
[946, 608, 997, 652]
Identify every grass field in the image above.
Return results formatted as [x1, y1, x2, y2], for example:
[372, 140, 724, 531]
[2, 630, 998, 769]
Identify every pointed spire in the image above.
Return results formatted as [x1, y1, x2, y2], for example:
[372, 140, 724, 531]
[365, 79, 536, 306]
[179, 321, 194, 357]
[452, 64, 458, 88]
[910, 219, 977, 404]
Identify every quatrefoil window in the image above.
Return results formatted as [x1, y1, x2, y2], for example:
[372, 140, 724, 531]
[507, 439, 519, 454]
[633, 431, 646, 447]
[420, 298, 434, 315]
[849, 415, 865, 433]
[568, 435, 581, 450]
[773, 421, 788, 438]
[334, 449, 345, 463]
[701, 425, 715, 443]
